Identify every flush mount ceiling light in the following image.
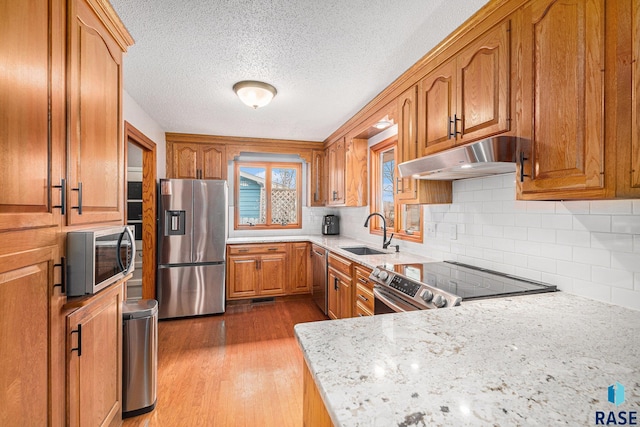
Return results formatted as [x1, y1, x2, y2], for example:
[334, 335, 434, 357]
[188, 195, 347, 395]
[373, 115, 394, 129]
[233, 80, 277, 109]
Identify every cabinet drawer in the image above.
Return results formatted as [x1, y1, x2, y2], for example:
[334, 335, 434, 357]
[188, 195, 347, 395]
[227, 243, 287, 255]
[355, 301, 373, 317]
[354, 265, 373, 290]
[355, 283, 374, 312]
[328, 253, 352, 276]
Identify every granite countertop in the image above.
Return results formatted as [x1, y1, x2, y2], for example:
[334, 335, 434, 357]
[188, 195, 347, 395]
[294, 292, 640, 426]
[226, 234, 436, 269]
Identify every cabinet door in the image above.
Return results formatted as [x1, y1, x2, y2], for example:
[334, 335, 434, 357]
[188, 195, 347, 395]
[327, 268, 340, 320]
[289, 242, 311, 294]
[0, 0, 64, 232]
[0, 246, 57, 426]
[327, 139, 345, 205]
[67, 0, 125, 225]
[259, 253, 287, 296]
[200, 145, 226, 179]
[67, 282, 124, 427]
[520, 0, 605, 197]
[396, 86, 419, 202]
[227, 256, 259, 299]
[631, 1, 640, 192]
[337, 274, 352, 319]
[310, 150, 325, 206]
[172, 143, 198, 179]
[456, 19, 510, 142]
[419, 59, 457, 156]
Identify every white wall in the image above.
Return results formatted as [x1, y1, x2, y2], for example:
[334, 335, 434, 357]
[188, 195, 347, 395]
[336, 174, 640, 311]
[123, 90, 167, 178]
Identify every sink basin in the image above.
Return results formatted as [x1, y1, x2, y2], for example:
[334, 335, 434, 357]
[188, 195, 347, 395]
[340, 246, 386, 256]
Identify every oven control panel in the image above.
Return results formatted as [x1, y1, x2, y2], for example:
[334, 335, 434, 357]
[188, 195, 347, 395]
[389, 275, 421, 297]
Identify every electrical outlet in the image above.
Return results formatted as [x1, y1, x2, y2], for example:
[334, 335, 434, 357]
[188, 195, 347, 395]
[449, 224, 457, 240]
[426, 223, 437, 238]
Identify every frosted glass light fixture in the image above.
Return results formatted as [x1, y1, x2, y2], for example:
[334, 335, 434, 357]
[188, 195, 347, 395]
[233, 80, 277, 109]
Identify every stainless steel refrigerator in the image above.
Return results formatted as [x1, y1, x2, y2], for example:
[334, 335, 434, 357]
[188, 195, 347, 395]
[157, 179, 227, 319]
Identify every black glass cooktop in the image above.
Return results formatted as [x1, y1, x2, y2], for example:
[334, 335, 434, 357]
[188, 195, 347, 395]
[380, 261, 557, 300]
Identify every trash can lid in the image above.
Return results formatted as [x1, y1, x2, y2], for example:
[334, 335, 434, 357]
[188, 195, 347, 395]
[123, 299, 158, 319]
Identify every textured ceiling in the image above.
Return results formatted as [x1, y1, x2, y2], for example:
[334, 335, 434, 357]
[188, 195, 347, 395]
[110, 0, 488, 142]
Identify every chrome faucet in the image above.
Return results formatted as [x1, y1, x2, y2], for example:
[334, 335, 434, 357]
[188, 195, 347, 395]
[363, 212, 394, 250]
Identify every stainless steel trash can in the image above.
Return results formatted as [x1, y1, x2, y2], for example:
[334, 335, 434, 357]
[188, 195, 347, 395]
[122, 299, 158, 418]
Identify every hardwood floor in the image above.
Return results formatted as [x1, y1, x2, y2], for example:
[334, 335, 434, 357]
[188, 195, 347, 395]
[122, 297, 328, 427]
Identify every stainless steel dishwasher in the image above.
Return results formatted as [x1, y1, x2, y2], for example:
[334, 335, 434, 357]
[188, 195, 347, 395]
[311, 244, 328, 315]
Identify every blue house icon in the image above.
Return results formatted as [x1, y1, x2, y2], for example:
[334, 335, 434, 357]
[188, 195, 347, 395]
[608, 382, 625, 406]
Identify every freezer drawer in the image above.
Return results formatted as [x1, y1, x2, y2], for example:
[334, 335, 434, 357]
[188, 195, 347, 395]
[157, 263, 225, 319]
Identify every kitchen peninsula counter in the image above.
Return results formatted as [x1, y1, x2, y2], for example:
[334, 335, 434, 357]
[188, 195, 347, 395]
[294, 292, 640, 426]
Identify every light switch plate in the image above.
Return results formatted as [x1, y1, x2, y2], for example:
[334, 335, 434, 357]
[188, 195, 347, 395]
[427, 223, 437, 238]
[449, 224, 457, 240]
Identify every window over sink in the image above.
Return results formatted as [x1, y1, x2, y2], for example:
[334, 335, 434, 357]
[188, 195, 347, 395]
[234, 161, 302, 230]
[369, 137, 422, 242]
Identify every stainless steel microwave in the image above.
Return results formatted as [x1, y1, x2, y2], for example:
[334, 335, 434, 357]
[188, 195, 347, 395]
[67, 225, 136, 296]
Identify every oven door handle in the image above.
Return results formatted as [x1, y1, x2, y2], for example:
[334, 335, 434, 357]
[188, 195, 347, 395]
[373, 287, 421, 313]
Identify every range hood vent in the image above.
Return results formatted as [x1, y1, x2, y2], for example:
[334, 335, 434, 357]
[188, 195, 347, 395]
[398, 136, 525, 180]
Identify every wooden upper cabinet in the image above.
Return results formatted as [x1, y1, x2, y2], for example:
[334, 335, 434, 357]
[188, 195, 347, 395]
[419, 59, 457, 155]
[171, 142, 226, 180]
[0, 0, 64, 232]
[456, 19, 510, 143]
[626, 0, 640, 195]
[519, 0, 605, 199]
[418, 20, 510, 157]
[326, 138, 346, 205]
[396, 86, 420, 202]
[67, 0, 131, 225]
[310, 149, 325, 206]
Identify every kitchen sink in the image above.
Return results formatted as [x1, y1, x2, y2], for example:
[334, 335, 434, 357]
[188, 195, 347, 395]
[340, 246, 386, 256]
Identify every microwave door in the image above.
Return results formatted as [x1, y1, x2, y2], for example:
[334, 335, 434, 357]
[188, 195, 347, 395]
[192, 180, 227, 263]
[159, 179, 194, 265]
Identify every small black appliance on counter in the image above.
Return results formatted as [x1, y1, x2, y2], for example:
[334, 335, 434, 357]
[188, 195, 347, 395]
[322, 215, 340, 235]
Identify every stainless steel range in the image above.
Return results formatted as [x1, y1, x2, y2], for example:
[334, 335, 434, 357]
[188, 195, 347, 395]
[369, 261, 557, 314]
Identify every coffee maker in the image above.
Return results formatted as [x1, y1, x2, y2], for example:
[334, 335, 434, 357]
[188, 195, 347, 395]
[322, 215, 340, 235]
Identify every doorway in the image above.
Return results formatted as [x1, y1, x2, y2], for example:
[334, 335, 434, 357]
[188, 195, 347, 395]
[124, 122, 157, 300]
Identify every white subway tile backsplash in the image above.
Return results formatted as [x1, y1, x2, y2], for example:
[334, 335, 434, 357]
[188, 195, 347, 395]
[332, 174, 639, 310]
[556, 260, 592, 281]
[590, 200, 633, 215]
[527, 256, 557, 274]
[611, 252, 640, 273]
[573, 247, 611, 267]
[611, 215, 640, 234]
[515, 213, 542, 228]
[556, 230, 592, 248]
[590, 233, 634, 253]
[527, 227, 556, 243]
[573, 215, 611, 232]
[611, 288, 640, 311]
[591, 266, 634, 289]
[556, 201, 591, 215]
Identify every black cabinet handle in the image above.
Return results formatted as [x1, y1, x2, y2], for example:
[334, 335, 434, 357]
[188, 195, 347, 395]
[519, 152, 530, 183]
[453, 114, 462, 137]
[53, 257, 66, 294]
[71, 324, 82, 356]
[447, 116, 454, 139]
[334, 277, 339, 291]
[71, 182, 82, 214]
[53, 178, 66, 215]
[358, 294, 369, 302]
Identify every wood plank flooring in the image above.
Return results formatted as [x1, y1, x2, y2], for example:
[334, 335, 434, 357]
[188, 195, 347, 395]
[122, 297, 328, 427]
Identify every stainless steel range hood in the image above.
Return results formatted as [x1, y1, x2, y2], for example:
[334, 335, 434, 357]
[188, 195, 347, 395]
[398, 136, 524, 180]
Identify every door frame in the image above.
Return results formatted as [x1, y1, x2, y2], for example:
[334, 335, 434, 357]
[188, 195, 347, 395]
[124, 121, 157, 300]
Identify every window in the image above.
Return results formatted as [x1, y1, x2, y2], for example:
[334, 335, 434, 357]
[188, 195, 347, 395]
[369, 138, 422, 242]
[234, 161, 302, 229]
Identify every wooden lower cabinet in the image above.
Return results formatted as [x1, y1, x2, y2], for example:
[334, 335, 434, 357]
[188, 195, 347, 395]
[226, 244, 288, 299]
[66, 282, 124, 427]
[289, 242, 311, 294]
[0, 246, 60, 426]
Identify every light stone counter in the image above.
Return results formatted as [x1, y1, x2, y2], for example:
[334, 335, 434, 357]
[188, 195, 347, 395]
[294, 292, 640, 426]
[226, 234, 438, 269]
